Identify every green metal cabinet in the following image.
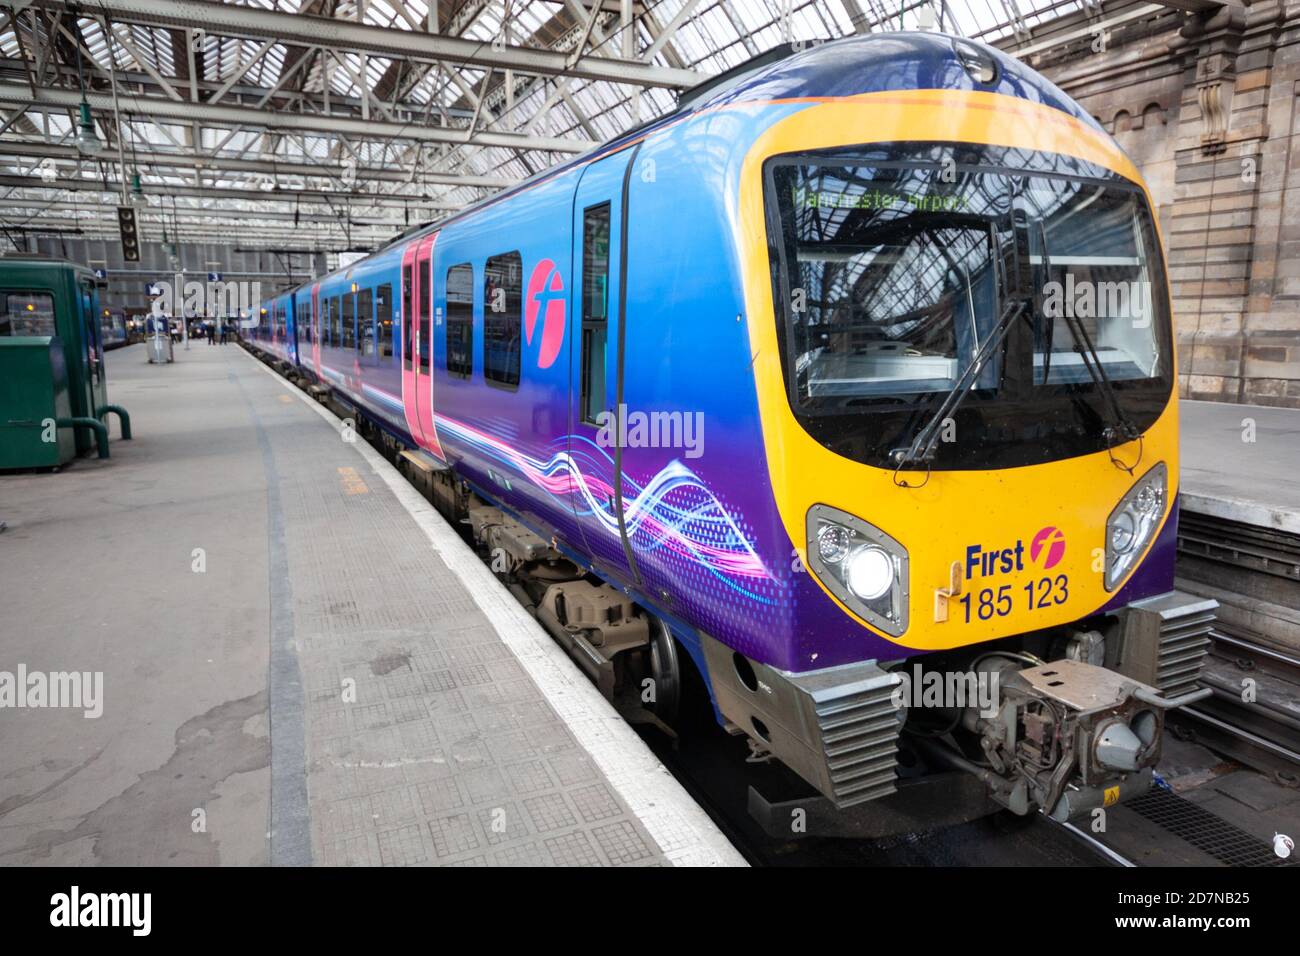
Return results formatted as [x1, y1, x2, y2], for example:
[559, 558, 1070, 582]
[0, 337, 76, 468]
[0, 254, 129, 462]
[0, 255, 109, 455]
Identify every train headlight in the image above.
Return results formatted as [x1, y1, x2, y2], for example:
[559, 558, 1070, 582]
[806, 505, 908, 637]
[1104, 462, 1167, 591]
[845, 546, 893, 601]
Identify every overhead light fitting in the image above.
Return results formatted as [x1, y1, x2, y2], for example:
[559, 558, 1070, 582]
[74, 98, 104, 157]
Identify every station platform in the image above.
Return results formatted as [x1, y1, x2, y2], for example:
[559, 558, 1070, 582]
[0, 342, 743, 867]
[1181, 400, 1300, 535]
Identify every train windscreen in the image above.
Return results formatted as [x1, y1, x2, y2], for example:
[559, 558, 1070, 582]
[764, 142, 1174, 470]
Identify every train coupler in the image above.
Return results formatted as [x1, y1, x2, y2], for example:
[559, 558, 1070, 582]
[954, 657, 1209, 821]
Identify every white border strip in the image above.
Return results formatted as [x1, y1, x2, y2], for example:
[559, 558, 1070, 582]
[243, 351, 746, 867]
[1181, 491, 1300, 536]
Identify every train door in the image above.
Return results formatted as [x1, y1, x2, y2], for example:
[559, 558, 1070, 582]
[401, 234, 444, 459]
[310, 282, 321, 377]
[569, 148, 639, 587]
[287, 294, 300, 366]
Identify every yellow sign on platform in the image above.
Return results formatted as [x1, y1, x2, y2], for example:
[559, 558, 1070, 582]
[338, 466, 369, 496]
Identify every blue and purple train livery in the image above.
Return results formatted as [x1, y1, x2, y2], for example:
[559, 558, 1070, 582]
[247, 33, 1213, 825]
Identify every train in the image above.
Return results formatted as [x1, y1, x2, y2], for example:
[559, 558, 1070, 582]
[99, 306, 131, 349]
[243, 32, 1216, 832]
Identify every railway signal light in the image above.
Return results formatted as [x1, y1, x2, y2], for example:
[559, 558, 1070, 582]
[117, 206, 141, 263]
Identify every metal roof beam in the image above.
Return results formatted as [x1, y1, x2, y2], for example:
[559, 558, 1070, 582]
[0, 139, 517, 188]
[0, 81, 601, 152]
[26, 0, 704, 89]
[0, 54, 479, 118]
[0, 197, 413, 228]
[0, 173, 462, 210]
[10, 218, 394, 245]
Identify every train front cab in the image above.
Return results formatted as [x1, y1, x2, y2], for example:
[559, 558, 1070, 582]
[702, 59, 1215, 826]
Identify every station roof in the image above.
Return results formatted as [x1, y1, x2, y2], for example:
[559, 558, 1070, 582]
[0, 1, 1194, 252]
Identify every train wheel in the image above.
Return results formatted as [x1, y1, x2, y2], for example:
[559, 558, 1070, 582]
[647, 617, 681, 726]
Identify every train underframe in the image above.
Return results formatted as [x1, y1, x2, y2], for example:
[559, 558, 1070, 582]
[255, 348, 1220, 838]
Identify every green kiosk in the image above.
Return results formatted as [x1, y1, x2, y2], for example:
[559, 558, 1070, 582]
[0, 254, 131, 468]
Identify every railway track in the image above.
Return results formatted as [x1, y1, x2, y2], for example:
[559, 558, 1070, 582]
[1169, 625, 1300, 786]
[1175, 504, 1300, 785]
[1050, 819, 1136, 867]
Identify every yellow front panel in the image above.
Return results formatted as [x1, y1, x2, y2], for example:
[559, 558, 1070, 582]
[736, 90, 1179, 652]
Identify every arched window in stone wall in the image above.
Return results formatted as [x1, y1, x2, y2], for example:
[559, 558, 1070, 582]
[1110, 102, 1175, 215]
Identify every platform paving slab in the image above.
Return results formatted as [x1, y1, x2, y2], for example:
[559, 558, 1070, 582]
[1180, 399, 1300, 533]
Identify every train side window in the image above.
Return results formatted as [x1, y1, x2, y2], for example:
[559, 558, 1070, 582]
[358, 287, 374, 355]
[580, 202, 611, 424]
[331, 296, 342, 346]
[445, 263, 473, 379]
[1, 291, 57, 336]
[342, 292, 356, 349]
[377, 283, 393, 357]
[483, 252, 521, 389]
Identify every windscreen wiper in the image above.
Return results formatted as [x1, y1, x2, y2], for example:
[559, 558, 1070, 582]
[891, 295, 1029, 485]
[1036, 221, 1142, 470]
